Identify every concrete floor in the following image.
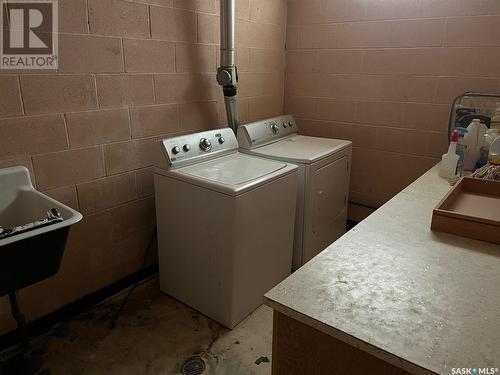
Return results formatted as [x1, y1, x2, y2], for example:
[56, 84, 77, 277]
[36, 277, 273, 375]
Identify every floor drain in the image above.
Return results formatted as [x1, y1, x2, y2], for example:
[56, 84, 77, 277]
[181, 355, 206, 375]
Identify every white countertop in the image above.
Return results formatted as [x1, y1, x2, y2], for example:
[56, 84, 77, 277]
[264, 165, 500, 375]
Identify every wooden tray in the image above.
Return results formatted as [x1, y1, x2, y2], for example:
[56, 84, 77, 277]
[431, 177, 500, 244]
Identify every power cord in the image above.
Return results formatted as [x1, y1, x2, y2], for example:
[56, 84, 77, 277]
[109, 227, 158, 329]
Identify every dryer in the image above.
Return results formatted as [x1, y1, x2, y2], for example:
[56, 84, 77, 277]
[154, 128, 298, 328]
[237, 115, 352, 270]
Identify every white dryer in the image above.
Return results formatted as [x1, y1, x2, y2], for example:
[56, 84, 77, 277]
[237, 115, 352, 270]
[154, 128, 298, 328]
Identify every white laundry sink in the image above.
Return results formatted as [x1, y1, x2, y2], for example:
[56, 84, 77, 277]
[0, 166, 82, 297]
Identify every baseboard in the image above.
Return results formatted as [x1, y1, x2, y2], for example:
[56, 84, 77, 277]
[0, 264, 159, 352]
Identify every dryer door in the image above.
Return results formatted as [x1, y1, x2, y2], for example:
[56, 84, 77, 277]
[303, 154, 350, 264]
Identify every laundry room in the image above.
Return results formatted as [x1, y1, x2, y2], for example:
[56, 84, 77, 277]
[0, 0, 499, 374]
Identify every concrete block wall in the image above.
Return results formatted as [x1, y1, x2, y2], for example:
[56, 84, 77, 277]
[285, 0, 500, 208]
[0, 0, 287, 335]
[2, 0, 500, 336]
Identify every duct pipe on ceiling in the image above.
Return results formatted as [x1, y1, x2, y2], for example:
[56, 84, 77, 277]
[217, 0, 240, 133]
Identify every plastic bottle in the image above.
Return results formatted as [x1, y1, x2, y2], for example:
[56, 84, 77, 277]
[455, 127, 468, 177]
[463, 119, 488, 171]
[478, 129, 500, 169]
[477, 142, 489, 170]
[485, 129, 500, 148]
[489, 137, 500, 165]
[439, 130, 460, 181]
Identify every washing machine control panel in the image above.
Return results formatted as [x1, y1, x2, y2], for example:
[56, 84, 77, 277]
[161, 128, 239, 169]
[237, 115, 297, 149]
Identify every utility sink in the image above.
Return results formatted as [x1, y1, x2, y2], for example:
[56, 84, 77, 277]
[0, 166, 82, 297]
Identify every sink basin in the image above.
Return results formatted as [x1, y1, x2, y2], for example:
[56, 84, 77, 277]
[0, 166, 83, 297]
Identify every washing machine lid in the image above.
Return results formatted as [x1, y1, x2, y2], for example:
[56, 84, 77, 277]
[170, 153, 297, 196]
[248, 135, 352, 164]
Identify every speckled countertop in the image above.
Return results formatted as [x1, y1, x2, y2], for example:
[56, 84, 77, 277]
[264, 165, 500, 375]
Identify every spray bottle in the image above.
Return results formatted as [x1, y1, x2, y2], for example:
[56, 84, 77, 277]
[439, 130, 460, 181]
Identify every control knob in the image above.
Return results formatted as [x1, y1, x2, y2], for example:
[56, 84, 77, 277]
[172, 146, 180, 155]
[218, 137, 225, 144]
[183, 144, 191, 152]
[270, 123, 279, 134]
[200, 138, 212, 151]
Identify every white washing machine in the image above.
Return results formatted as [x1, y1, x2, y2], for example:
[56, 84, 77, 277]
[237, 115, 352, 270]
[154, 128, 298, 328]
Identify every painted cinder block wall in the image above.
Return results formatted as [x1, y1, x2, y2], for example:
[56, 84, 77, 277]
[0, 0, 287, 335]
[2, 0, 500, 336]
[286, 0, 500, 210]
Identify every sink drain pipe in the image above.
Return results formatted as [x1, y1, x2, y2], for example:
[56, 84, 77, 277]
[217, 0, 240, 133]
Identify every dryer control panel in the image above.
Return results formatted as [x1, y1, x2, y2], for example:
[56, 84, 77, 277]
[237, 115, 298, 149]
[161, 128, 239, 169]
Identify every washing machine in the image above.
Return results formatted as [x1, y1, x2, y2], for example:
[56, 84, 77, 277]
[154, 127, 298, 328]
[237, 115, 352, 270]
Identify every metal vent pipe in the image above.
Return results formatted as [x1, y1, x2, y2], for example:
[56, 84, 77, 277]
[217, 0, 240, 133]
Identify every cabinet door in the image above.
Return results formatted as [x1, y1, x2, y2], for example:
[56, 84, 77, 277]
[304, 156, 350, 263]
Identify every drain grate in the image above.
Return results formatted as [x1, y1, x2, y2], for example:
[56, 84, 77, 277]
[181, 355, 206, 375]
